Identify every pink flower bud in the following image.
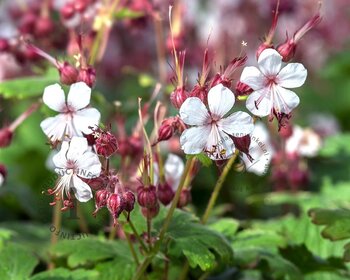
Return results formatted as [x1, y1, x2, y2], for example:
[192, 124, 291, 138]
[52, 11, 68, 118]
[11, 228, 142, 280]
[94, 189, 110, 213]
[276, 40, 296, 62]
[177, 189, 191, 208]
[19, 12, 36, 34]
[0, 127, 13, 148]
[256, 44, 274, 60]
[93, 128, 119, 158]
[157, 182, 174, 206]
[235, 81, 253, 97]
[170, 86, 188, 109]
[59, 62, 79, 85]
[189, 85, 208, 104]
[123, 191, 136, 212]
[279, 123, 293, 139]
[85, 174, 108, 191]
[35, 17, 55, 38]
[141, 203, 160, 219]
[60, 3, 75, 20]
[107, 193, 126, 220]
[74, 0, 89, 13]
[0, 39, 10, 52]
[78, 67, 96, 88]
[157, 119, 174, 143]
[137, 185, 158, 208]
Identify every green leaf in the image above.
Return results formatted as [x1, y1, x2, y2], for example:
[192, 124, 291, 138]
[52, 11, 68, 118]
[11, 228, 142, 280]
[159, 210, 234, 271]
[209, 218, 240, 240]
[308, 208, 350, 241]
[95, 259, 136, 280]
[114, 8, 144, 20]
[53, 237, 131, 268]
[30, 268, 98, 280]
[319, 134, 350, 157]
[0, 69, 59, 99]
[195, 153, 212, 167]
[0, 243, 39, 280]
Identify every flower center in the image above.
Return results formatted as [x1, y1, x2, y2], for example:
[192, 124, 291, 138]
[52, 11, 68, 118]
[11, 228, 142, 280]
[62, 104, 75, 115]
[265, 76, 277, 87]
[66, 159, 77, 171]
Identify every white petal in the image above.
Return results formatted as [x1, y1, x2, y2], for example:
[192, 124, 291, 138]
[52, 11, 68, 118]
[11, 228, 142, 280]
[208, 84, 235, 118]
[258, 48, 282, 77]
[43, 83, 66, 112]
[67, 82, 91, 110]
[277, 63, 307, 88]
[273, 86, 300, 114]
[246, 89, 272, 117]
[0, 174, 4, 187]
[164, 154, 184, 190]
[179, 97, 210, 126]
[240, 66, 265, 90]
[40, 114, 68, 141]
[205, 126, 235, 160]
[180, 125, 211, 154]
[73, 108, 101, 135]
[76, 152, 101, 179]
[52, 141, 69, 168]
[218, 111, 254, 137]
[66, 136, 89, 161]
[72, 175, 93, 202]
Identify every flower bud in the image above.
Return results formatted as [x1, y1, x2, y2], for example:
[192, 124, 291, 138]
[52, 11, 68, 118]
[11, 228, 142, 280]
[137, 185, 157, 208]
[19, 12, 36, 34]
[279, 123, 293, 138]
[235, 81, 253, 97]
[189, 85, 208, 104]
[35, 17, 55, 38]
[107, 193, 126, 219]
[60, 3, 75, 20]
[93, 189, 110, 215]
[123, 191, 136, 212]
[170, 87, 188, 109]
[0, 164, 7, 187]
[157, 182, 174, 206]
[78, 67, 96, 88]
[85, 174, 108, 190]
[0, 127, 13, 148]
[94, 130, 119, 158]
[276, 40, 296, 62]
[0, 39, 10, 52]
[289, 168, 309, 189]
[141, 203, 160, 219]
[256, 44, 273, 60]
[177, 189, 191, 208]
[59, 62, 79, 85]
[74, 0, 89, 13]
[157, 120, 174, 143]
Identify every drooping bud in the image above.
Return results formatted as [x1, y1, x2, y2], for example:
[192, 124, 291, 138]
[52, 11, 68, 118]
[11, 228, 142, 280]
[0, 164, 7, 187]
[170, 86, 188, 109]
[235, 81, 253, 97]
[93, 189, 110, 215]
[19, 12, 36, 34]
[85, 174, 108, 190]
[91, 126, 119, 158]
[59, 62, 79, 85]
[157, 119, 174, 143]
[107, 193, 126, 224]
[35, 17, 55, 38]
[123, 191, 136, 212]
[141, 203, 160, 219]
[279, 122, 293, 138]
[0, 127, 13, 148]
[78, 67, 96, 88]
[177, 189, 191, 208]
[137, 185, 158, 208]
[157, 182, 174, 206]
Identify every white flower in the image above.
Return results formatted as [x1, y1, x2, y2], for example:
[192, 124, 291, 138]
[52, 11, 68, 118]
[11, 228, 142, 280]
[240, 48, 307, 118]
[40, 82, 100, 142]
[0, 174, 4, 187]
[164, 154, 185, 191]
[242, 122, 274, 176]
[286, 126, 322, 157]
[179, 84, 254, 160]
[51, 136, 102, 202]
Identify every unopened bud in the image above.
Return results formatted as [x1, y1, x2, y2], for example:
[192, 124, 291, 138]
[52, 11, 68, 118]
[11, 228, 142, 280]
[157, 182, 174, 206]
[74, 0, 89, 13]
[94, 129, 118, 158]
[189, 85, 208, 104]
[177, 189, 191, 208]
[94, 189, 110, 214]
[137, 185, 158, 208]
[141, 203, 160, 219]
[256, 44, 273, 60]
[157, 121, 174, 142]
[19, 12, 36, 34]
[123, 191, 136, 212]
[279, 123, 293, 138]
[170, 87, 188, 109]
[276, 40, 296, 62]
[0, 39, 10, 52]
[85, 174, 107, 190]
[107, 193, 126, 220]
[78, 67, 96, 88]
[0, 127, 13, 148]
[60, 3, 75, 20]
[35, 17, 54, 38]
[59, 62, 79, 85]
